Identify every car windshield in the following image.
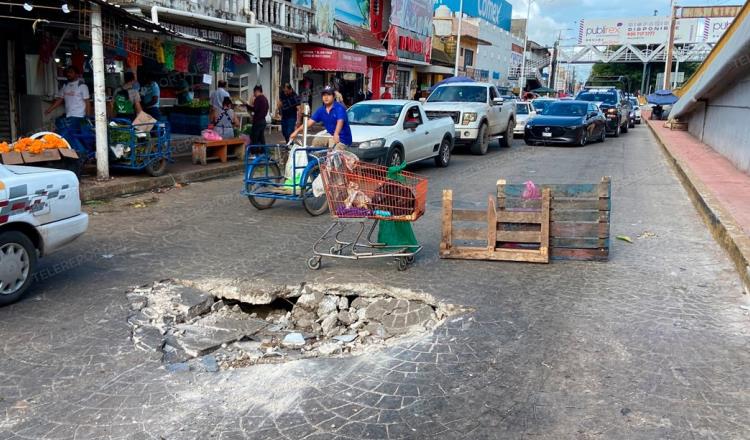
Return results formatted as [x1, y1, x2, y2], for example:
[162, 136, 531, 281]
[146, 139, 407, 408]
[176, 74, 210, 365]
[427, 86, 487, 103]
[516, 103, 529, 115]
[347, 104, 404, 126]
[544, 102, 588, 117]
[532, 99, 554, 113]
[577, 92, 617, 105]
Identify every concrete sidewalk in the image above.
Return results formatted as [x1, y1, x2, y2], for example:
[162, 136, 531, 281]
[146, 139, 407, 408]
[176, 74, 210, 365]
[647, 117, 750, 292]
[79, 130, 286, 201]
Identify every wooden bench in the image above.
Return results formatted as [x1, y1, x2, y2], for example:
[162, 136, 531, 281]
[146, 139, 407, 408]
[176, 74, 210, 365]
[192, 138, 246, 165]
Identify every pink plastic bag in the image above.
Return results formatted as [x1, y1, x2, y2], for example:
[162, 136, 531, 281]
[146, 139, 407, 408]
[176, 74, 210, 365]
[201, 129, 223, 141]
[522, 180, 541, 200]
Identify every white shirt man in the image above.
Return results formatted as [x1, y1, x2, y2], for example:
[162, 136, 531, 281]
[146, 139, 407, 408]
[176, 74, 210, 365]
[210, 80, 231, 115]
[46, 66, 90, 118]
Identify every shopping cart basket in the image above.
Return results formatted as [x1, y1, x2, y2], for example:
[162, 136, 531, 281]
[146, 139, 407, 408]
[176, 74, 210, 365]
[307, 153, 428, 271]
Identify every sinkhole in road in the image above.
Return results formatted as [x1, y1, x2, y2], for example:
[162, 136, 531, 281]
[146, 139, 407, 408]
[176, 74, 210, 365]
[126, 279, 468, 372]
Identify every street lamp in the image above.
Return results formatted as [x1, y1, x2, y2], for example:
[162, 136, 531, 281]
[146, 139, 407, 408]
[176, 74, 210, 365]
[519, 0, 534, 97]
[453, 0, 464, 77]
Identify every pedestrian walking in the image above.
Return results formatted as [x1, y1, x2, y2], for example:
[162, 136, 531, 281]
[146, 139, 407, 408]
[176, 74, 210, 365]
[279, 83, 301, 143]
[289, 85, 352, 150]
[247, 85, 269, 145]
[45, 66, 90, 124]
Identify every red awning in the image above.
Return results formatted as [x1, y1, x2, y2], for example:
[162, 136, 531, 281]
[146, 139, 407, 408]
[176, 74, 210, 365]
[297, 46, 368, 75]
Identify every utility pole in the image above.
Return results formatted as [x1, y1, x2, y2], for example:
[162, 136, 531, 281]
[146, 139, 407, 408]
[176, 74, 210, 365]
[663, 0, 677, 89]
[453, 0, 464, 77]
[90, 3, 109, 180]
[519, 0, 532, 97]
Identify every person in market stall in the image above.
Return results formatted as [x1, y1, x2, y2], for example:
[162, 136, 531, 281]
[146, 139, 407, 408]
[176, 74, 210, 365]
[246, 85, 269, 146]
[381, 87, 393, 99]
[113, 71, 142, 120]
[210, 80, 231, 121]
[278, 83, 301, 143]
[213, 97, 239, 140]
[174, 73, 193, 105]
[140, 73, 161, 121]
[289, 85, 352, 151]
[45, 66, 90, 126]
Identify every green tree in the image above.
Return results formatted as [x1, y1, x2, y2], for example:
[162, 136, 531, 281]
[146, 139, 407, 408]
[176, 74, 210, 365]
[589, 62, 702, 93]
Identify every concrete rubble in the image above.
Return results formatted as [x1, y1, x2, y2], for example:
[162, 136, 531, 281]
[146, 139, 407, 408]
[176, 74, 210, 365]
[126, 279, 466, 372]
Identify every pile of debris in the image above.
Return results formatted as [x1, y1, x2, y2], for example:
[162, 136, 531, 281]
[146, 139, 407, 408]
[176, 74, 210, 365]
[126, 279, 463, 372]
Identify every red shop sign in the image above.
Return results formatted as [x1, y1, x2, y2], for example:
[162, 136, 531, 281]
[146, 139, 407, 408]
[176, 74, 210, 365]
[297, 46, 367, 74]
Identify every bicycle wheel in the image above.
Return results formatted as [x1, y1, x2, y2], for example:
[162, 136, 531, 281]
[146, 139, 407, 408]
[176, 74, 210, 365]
[302, 163, 328, 216]
[247, 162, 282, 210]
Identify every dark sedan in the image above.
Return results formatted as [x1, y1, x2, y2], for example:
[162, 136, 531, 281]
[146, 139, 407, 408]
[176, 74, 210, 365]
[524, 101, 607, 146]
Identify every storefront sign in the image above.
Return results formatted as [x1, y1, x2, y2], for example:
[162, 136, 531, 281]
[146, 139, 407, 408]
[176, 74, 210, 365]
[434, 0, 512, 31]
[160, 22, 233, 46]
[297, 46, 367, 74]
[390, 0, 434, 37]
[387, 27, 432, 63]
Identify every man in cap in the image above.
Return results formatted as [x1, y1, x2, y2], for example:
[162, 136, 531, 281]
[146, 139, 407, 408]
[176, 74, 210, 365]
[289, 85, 352, 150]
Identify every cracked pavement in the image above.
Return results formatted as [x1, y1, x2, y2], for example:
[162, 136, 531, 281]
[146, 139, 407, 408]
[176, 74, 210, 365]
[1, 126, 749, 439]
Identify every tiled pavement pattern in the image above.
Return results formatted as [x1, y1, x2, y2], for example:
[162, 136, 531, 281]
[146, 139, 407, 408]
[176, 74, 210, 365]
[1, 126, 749, 439]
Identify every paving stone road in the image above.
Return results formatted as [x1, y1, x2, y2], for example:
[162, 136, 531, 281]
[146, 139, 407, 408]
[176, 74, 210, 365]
[1, 126, 749, 439]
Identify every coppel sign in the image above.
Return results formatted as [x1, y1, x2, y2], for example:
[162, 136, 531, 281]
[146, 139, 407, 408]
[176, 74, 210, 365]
[434, 0, 512, 31]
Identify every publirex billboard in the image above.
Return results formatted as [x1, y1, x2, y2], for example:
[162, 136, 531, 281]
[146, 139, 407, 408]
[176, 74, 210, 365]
[434, 0, 512, 31]
[577, 16, 702, 45]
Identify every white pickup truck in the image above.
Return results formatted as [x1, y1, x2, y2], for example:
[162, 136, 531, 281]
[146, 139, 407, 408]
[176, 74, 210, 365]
[423, 82, 516, 155]
[344, 100, 455, 167]
[0, 164, 88, 305]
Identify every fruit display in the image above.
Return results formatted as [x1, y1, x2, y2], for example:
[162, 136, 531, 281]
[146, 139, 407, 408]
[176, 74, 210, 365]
[0, 134, 70, 155]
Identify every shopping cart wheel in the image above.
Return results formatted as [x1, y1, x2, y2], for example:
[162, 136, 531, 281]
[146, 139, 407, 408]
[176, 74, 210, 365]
[405, 255, 415, 264]
[396, 257, 408, 272]
[307, 256, 322, 270]
[330, 245, 342, 255]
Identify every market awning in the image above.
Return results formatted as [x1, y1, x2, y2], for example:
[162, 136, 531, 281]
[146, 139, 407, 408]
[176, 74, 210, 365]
[297, 45, 368, 75]
[417, 65, 454, 74]
[335, 21, 387, 57]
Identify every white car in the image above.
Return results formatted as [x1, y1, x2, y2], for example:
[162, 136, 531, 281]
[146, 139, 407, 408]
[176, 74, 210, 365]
[345, 100, 455, 167]
[0, 164, 88, 305]
[423, 82, 516, 155]
[514, 102, 537, 136]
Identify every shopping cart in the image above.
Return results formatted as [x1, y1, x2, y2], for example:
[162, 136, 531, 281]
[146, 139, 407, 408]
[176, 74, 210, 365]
[307, 152, 428, 271]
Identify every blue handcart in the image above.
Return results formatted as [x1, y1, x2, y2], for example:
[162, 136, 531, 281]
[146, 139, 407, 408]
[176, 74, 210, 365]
[241, 143, 329, 216]
[56, 117, 173, 177]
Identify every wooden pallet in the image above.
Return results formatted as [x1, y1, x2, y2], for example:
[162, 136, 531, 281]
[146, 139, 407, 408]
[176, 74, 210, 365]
[440, 188, 551, 263]
[497, 177, 611, 261]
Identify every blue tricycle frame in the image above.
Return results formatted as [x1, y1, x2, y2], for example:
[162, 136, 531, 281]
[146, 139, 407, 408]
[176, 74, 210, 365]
[241, 144, 330, 216]
[55, 117, 173, 177]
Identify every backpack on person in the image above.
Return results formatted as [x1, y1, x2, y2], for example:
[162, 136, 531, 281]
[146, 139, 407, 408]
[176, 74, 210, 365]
[114, 89, 135, 115]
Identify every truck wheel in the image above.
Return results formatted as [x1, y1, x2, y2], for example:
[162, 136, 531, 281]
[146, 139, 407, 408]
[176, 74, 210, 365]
[0, 231, 37, 306]
[387, 146, 404, 166]
[621, 120, 629, 133]
[434, 137, 451, 168]
[470, 123, 489, 155]
[499, 121, 513, 148]
[612, 123, 621, 138]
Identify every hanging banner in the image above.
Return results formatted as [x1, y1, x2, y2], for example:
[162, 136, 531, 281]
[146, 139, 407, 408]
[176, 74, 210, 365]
[577, 16, 703, 45]
[390, 0, 434, 37]
[703, 17, 734, 43]
[297, 46, 367, 74]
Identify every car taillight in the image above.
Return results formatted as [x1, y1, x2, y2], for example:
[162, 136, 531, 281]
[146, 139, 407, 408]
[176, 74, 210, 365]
[607, 109, 617, 114]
